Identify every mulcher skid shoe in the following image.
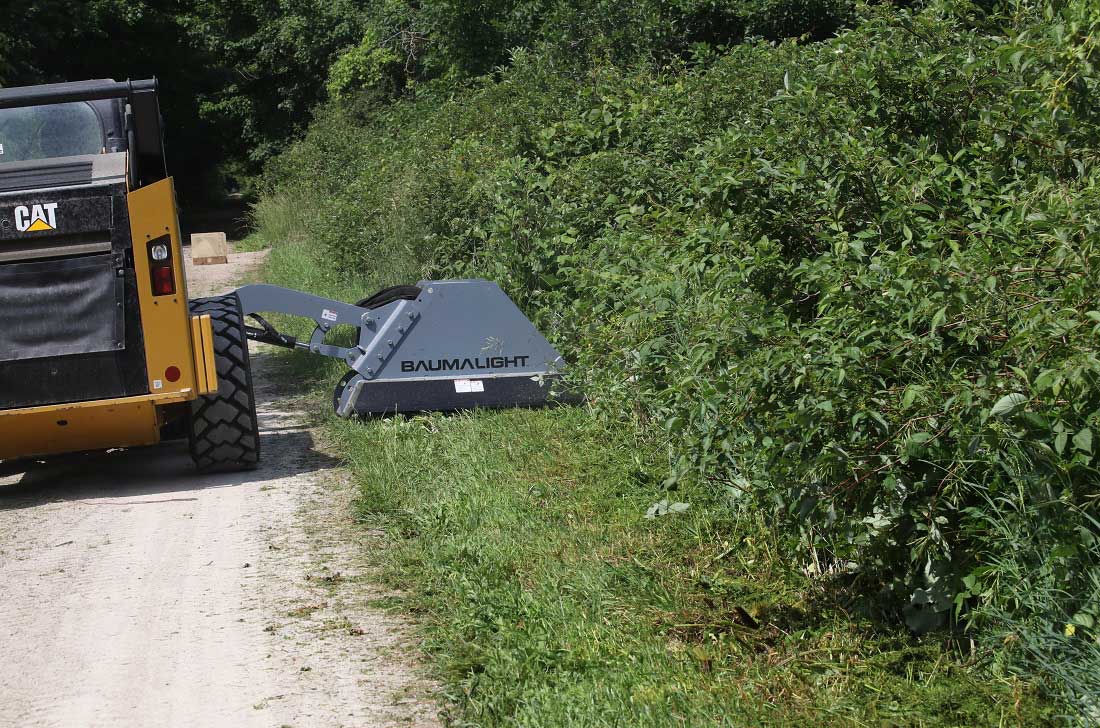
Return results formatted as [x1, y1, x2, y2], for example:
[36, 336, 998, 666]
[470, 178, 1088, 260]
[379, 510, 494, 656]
[236, 279, 574, 417]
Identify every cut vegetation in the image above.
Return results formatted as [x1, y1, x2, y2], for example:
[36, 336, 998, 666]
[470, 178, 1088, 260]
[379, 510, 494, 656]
[333, 407, 1053, 726]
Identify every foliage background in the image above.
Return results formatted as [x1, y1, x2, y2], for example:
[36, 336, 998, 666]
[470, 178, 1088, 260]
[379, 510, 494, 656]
[0, 0, 857, 196]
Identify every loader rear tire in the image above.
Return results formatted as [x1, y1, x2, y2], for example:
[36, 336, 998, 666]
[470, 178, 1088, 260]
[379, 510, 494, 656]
[187, 294, 261, 472]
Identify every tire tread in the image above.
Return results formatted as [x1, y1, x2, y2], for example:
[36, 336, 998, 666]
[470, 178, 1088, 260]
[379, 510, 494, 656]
[187, 294, 261, 471]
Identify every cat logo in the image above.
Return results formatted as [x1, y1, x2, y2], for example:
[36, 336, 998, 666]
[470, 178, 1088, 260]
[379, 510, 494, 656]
[15, 203, 59, 232]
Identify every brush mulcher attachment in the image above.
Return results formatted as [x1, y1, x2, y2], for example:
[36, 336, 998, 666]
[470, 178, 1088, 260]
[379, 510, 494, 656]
[237, 279, 572, 417]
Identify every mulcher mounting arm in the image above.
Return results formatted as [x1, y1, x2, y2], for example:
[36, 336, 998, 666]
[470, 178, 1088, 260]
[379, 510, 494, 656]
[235, 279, 572, 417]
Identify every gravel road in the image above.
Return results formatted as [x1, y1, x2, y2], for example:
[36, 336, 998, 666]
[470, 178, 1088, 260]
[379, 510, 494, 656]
[0, 250, 438, 728]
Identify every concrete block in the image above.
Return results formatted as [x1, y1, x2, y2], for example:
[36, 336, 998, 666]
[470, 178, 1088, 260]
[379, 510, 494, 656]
[191, 232, 229, 265]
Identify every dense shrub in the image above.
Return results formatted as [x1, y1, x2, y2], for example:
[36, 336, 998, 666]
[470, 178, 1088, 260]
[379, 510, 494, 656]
[263, 0, 1100, 716]
[741, 0, 856, 39]
[323, 0, 856, 101]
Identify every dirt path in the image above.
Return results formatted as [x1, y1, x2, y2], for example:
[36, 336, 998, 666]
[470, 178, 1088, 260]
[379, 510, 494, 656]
[0, 250, 438, 728]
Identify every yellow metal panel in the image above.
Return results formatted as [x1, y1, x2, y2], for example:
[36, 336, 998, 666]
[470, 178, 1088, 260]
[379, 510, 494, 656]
[199, 315, 219, 394]
[190, 314, 205, 388]
[189, 314, 219, 396]
[0, 399, 160, 461]
[0, 391, 196, 418]
[0, 391, 200, 460]
[127, 177, 200, 399]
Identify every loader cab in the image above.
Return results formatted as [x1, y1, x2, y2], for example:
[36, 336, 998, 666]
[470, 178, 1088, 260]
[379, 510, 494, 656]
[0, 79, 166, 192]
[0, 99, 125, 162]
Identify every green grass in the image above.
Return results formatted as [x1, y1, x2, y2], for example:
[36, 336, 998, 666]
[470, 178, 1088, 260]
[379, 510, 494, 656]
[237, 191, 312, 252]
[324, 406, 1052, 726]
[251, 226, 1055, 727]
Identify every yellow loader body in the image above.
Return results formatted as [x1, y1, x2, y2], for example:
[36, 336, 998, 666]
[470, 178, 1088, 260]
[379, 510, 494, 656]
[0, 178, 218, 461]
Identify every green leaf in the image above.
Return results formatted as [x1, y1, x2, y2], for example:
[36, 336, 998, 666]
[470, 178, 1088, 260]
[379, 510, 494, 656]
[990, 393, 1028, 418]
[1073, 428, 1092, 454]
[645, 500, 690, 519]
[929, 307, 947, 333]
[1034, 369, 1058, 392]
[1070, 611, 1095, 629]
[901, 385, 923, 410]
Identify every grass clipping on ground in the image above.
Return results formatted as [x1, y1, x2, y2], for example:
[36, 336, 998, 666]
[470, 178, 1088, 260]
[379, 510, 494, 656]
[323, 407, 1050, 727]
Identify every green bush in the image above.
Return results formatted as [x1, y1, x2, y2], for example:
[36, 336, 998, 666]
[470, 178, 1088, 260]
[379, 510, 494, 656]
[742, 0, 855, 39]
[322, 0, 856, 103]
[261, 0, 1100, 715]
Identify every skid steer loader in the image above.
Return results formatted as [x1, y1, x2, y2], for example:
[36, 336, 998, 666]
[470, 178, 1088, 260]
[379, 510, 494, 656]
[0, 79, 567, 471]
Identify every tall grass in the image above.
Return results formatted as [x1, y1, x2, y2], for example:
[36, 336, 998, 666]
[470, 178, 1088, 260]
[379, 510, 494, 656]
[326, 406, 1055, 727]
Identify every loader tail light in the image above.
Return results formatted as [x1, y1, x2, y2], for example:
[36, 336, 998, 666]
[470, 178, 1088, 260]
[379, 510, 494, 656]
[152, 266, 175, 295]
[148, 236, 176, 296]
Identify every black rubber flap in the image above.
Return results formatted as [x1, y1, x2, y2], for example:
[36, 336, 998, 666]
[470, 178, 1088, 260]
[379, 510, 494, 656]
[352, 374, 580, 416]
[0, 252, 124, 362]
